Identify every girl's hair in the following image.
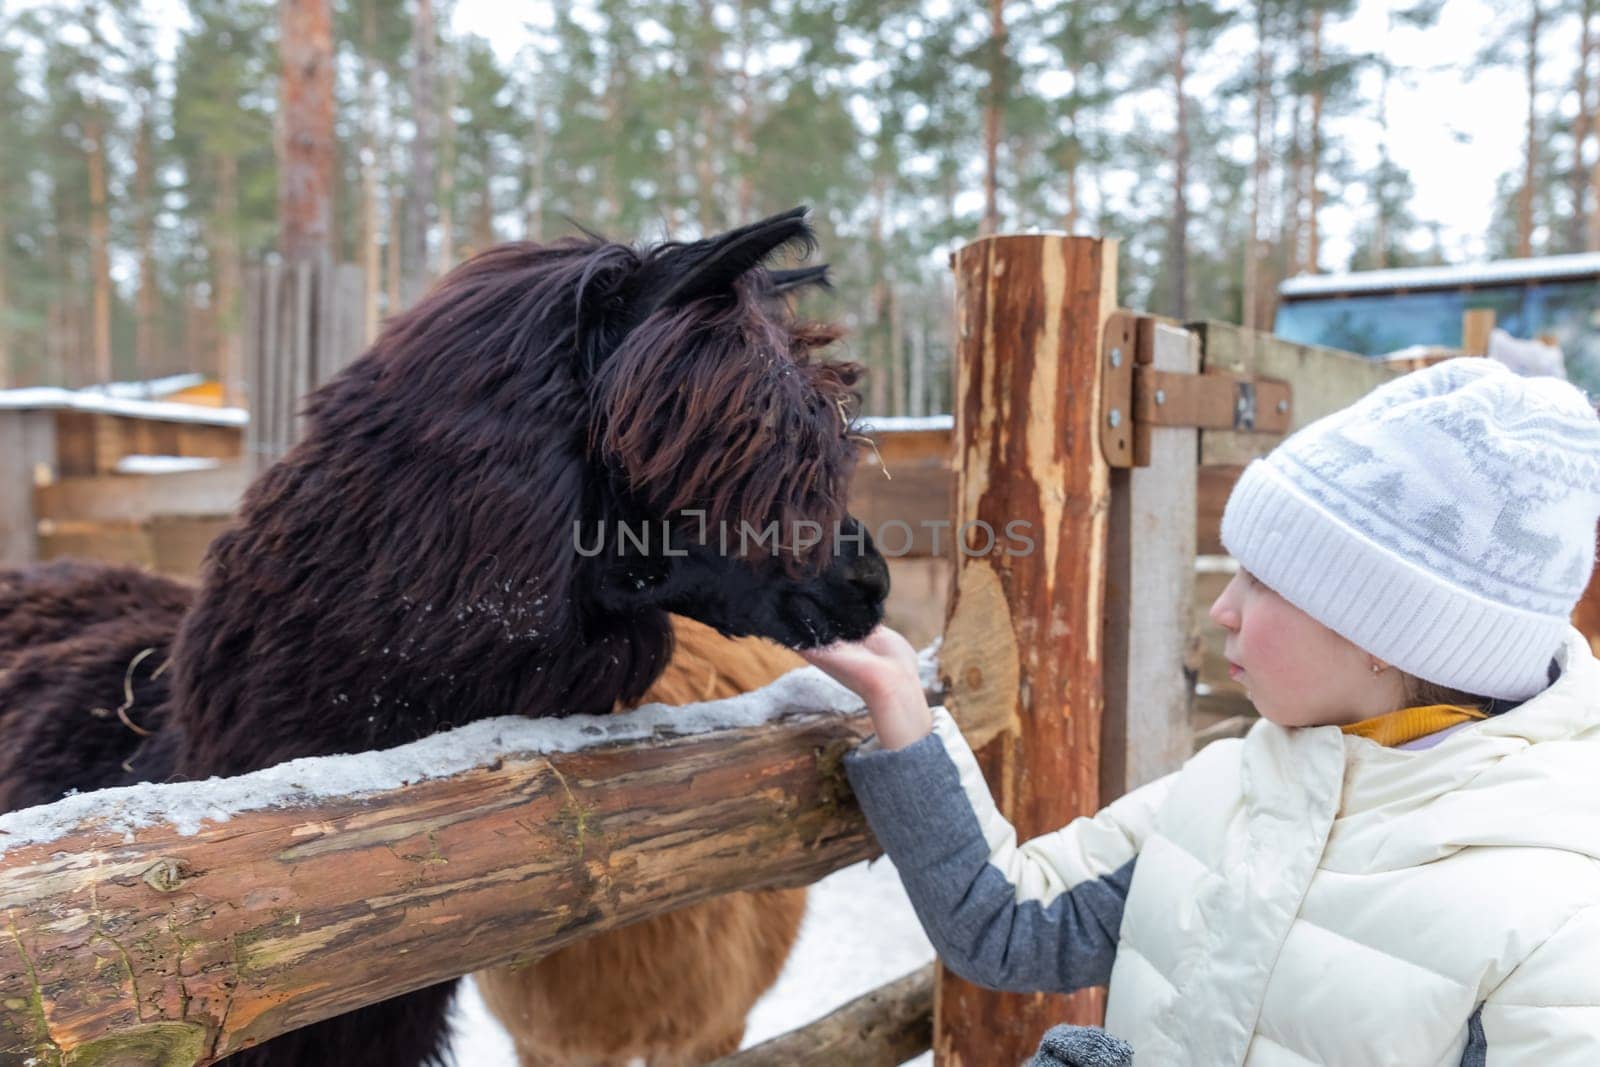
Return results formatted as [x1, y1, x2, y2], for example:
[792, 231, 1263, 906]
[1399, 673, 1495, 712]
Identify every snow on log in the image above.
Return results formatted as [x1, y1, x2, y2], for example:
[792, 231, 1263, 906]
[0, 663, 945, 1066]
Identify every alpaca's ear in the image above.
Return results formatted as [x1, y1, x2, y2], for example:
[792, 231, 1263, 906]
[767, 264, 832, 296]
[644, 207, 818, 312]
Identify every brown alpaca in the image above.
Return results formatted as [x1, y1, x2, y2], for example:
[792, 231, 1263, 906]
[475, 615, 808, 1067]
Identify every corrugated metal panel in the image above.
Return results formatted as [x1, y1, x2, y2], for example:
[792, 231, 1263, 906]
[1279, 252, 1600, 298]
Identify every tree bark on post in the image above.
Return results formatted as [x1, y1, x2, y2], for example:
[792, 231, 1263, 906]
[278, 0, 336, 263]
[938, 235, 1118, 1064]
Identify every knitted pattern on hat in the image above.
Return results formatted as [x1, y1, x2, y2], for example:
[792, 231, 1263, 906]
[1221, 357, 1600, 701]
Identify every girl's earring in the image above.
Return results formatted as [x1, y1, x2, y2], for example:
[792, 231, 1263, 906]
[1370, 662, 1383, 674]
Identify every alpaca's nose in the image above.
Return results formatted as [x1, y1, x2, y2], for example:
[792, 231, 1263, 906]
[849, 551, 891, 602]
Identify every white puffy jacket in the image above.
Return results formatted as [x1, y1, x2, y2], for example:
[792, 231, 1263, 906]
[844, 626, 1600, 1065]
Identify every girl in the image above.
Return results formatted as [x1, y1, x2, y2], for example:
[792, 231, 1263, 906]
[803, 357, 1600, 1065]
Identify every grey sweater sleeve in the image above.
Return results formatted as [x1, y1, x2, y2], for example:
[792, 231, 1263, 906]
[843, 706, 1171, 995]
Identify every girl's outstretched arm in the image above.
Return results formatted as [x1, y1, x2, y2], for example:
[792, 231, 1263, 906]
[803, 626, 1172, 994]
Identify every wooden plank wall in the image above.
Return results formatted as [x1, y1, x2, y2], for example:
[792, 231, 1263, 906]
[243, 257, 367, 470]
[0, 411, 57, 565]
[33, 464, 251, 579]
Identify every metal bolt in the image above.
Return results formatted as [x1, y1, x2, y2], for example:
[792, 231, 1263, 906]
[1154, 389, 1166, 406]
[1110, 347, 1122, 368]
[1108, 409, 1122, 428]
[1277, 399, 1288, 413]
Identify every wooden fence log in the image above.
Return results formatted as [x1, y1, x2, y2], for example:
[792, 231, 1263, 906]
[937, 234, 1118, 1064]
[711, 965, 934, 1067]
[0, 684, 933, 1065]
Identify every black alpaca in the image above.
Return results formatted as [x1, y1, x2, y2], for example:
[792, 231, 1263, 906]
[0, 208, 887, 1065]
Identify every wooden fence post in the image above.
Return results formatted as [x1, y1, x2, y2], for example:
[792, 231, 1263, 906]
[1101, 320, 1199, 800]
[1461, 308, 1495, 357]
[937, 235, 1118, 1064]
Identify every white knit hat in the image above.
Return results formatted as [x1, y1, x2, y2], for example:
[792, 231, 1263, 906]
[1220, 357, 1600, 701]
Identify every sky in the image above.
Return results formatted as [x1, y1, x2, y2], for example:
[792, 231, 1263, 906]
[448, 0, 1537, 270]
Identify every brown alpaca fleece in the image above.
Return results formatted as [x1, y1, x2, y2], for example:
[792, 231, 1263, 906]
[474, 615, 809, 1067]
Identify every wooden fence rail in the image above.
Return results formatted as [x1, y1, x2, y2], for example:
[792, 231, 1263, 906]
[0, 669, 991, 1066]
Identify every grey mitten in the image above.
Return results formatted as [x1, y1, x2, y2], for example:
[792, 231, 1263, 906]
[1024, 1023, 1135, 1067]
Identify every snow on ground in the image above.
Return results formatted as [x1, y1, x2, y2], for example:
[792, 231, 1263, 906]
[446, 855, 935, 1066]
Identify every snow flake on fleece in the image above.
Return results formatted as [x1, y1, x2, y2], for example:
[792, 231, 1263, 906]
[0, 649, 938, 856]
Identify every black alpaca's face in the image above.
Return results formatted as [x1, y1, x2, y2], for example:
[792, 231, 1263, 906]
[581, 209, 889, 649]
[590, 514, 889, 648]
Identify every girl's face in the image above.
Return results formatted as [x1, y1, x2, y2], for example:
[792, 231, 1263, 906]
[1207, 563, 1402, 728]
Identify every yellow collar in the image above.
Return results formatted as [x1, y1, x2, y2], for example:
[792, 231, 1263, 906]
[1341, 703, 1488, 748]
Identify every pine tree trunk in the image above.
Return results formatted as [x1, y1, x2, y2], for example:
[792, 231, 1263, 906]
[386, 162, 402, 315]
[1591, 19, 1600, 251]
[1244, 1, 1269, 329]
[473, 184, 494, 256]
[1372, 13, 1394, 270]
[1062, 63, 1082, 234]
[695, 0, 720, 233]
[0, 213, 10, 387]
[438, 49, 457, 270]
[360, 0, 381, 343]
[134, 100, 160, 378]
[1574, 2, 1596, 252]
[981, 0, 1005, 237]
[402, 0, 438, 305]
[1306, 10, 1325, 274]
[1284, 14, 1307, 276]
[868, 173, 888, 416]
[278, 0, 336, 261]
[1168, 1, 1190, 320]
[526, 86, 547, 242]
[84, 107, 114, 384]
[908, 297, 926, 418]
[214, 153, 243, 402]
[735, 0, 755, 221]
[1519, 0, 1541, 258]
[888, 282, 904, 417]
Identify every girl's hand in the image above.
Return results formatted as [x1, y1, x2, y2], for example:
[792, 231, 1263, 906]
[800, 625, 933, 750]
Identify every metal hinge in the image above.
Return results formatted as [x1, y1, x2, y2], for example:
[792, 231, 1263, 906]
[1100, 312, 1292, 468]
